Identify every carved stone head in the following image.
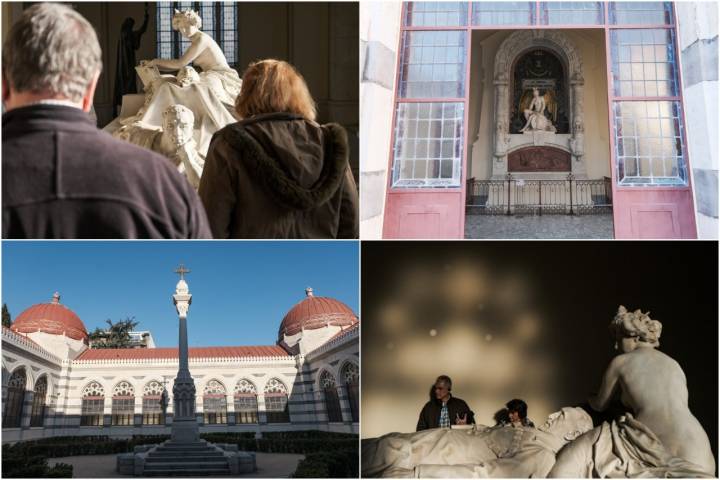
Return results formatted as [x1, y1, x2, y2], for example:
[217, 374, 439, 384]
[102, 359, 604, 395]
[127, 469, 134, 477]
[172, 9, 201, 38]
[537, 407, 593, 443]
[610, 305, 662, 349]
[162, 105, 194, 147]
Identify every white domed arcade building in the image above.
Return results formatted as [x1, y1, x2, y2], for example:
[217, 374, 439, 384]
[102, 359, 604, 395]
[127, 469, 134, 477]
[1, 288, 358, 442]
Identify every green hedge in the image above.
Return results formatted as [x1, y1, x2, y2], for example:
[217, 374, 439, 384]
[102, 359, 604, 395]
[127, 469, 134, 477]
[1, 452, 72, 478]
[2, 431, 358, 457]
[293, 449, 359, 478]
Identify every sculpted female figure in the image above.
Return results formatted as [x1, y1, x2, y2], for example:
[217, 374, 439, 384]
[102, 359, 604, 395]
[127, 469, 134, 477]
[519, 88, 556, 133]
[113, 9, 242, 162]
[550, 306, 715, 477]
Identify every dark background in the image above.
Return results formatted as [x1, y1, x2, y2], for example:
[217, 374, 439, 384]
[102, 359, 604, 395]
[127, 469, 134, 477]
[362, 241, 717, 468]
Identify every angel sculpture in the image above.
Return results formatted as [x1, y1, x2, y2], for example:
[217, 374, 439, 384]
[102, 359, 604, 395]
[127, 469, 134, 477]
[519, 87, 557, 134]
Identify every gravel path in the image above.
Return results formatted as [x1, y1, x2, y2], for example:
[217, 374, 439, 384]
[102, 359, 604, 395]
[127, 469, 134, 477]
[465, 213, 614, 239]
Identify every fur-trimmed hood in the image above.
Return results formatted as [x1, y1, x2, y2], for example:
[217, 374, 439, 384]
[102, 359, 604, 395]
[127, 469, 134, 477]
[222, 113, 349, 210]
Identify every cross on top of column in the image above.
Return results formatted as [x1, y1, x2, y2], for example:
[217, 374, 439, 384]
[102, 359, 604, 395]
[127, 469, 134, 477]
[174, 264, 190, 280]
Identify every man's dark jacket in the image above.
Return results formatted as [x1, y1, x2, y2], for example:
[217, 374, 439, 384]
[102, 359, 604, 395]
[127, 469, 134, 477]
[417, 395, 475, 431]
[198, 112, 359, 239]
[2, 105, 212, 239]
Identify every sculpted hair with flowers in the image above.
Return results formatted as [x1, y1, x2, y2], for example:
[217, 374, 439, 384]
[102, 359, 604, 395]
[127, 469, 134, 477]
[235, 59, 317, 121]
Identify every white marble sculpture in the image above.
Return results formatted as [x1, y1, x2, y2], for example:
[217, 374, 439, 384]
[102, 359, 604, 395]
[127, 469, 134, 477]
[361, 407, 593, 478]
[107, 9, 241, 165]
[114, 105, 204, 189]
[549, 306, 715, 478]
[491, 30, 586, 178]
[520, 88, 556, 134]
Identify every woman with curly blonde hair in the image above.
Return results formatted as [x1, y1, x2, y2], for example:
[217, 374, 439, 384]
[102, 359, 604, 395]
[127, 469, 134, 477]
[198, 59, 358, 238]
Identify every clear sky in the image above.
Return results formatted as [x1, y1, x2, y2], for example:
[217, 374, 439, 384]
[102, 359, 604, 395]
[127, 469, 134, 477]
[2, 241, 359, 348]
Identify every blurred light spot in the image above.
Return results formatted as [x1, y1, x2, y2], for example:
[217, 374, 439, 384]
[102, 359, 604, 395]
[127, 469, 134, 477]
[400, 266, 435, 300]
[443, 265, 487, 308]
[429, 329, 437, 337]
[381, 303, 407, 333]
[386, 342, 395, 350]
[477, 303, 485, 311]
[516, 313, 540, 343]
[485, 334, 493, 342]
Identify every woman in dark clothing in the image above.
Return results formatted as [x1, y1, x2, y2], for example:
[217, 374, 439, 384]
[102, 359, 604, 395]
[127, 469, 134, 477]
[198, 59, 359, 238]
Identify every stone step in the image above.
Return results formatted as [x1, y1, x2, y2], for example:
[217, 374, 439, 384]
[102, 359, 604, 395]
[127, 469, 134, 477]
[144, 461, 229, 470]
[146, 455, 225, 462]
[142, 469, 231, 476]
[150, 449, 224, 455]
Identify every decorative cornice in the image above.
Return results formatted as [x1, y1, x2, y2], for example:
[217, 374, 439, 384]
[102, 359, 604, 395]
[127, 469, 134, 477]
[2, 327, 63, 365]
[305, 325, 359, 361]
[71, 355, 297, 366]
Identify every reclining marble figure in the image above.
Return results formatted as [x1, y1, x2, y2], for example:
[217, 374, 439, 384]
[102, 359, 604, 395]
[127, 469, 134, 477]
[361, 406, 593, 478]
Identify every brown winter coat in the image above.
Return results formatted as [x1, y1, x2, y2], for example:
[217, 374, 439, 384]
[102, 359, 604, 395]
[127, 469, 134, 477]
[198, 112, 358, 239]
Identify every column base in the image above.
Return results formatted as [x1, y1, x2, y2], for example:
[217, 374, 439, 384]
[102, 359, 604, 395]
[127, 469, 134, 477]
[170, 418, 199, 443]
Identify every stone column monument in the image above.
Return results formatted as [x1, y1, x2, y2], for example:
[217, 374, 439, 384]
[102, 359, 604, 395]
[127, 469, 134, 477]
[116, 265, 256, 476]
[170, 264, 199, 443]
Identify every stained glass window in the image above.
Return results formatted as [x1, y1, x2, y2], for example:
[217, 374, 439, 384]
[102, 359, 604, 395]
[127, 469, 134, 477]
[472, 2, 535, 26]
[610, 29, 678, 97]
[392, 102, 464, 187]
[399, 30, 467, 99]
[613, 101, 686, 185]
[541, 2, 603, 25]
[610, 2, 672, 25]
[157, 2, 237, 67]
[405, 2, 468, 27]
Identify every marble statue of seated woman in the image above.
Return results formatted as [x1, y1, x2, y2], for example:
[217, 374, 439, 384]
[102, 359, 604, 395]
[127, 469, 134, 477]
[114, 105, 203, 189]
[361, 406, 593, 478]
[520, 88, 556, 134]
[111, 9, 242, 158]
[549, 307, 715, 478]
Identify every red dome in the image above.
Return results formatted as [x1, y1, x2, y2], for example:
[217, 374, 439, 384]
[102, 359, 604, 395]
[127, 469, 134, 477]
[278, 288, 357, 341]
[12, 293, 88, 342]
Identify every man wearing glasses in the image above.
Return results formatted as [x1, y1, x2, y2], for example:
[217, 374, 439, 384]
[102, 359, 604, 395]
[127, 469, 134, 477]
[417, 375, 475, 431]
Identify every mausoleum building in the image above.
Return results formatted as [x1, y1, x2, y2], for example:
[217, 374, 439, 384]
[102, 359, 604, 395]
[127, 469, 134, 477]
[360, 1, 718, 239]
[1, 289, 359, 442]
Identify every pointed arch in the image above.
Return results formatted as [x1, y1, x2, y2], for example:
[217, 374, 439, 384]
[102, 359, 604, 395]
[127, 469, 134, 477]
[341, 361, 359, 422]
[30, 375, 48, 427]
[264, 378, 289, 423]
[142, 380, 166, 425]
[203, 379, 227, 424]
[3, 367, 26, 428]
[319, 369, 342, 422]
[80, 381, 105, 426]
[234, 379, 258, 424]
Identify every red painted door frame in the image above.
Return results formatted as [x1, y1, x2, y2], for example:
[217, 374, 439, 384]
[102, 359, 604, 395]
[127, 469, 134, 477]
[382, 1, 698, 239]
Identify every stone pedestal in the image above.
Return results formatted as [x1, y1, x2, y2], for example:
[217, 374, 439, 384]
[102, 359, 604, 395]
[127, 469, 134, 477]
[169, 418, 199, 443]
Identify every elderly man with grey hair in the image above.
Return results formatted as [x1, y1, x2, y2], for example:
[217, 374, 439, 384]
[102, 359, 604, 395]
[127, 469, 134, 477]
[2, 3, 211, 238]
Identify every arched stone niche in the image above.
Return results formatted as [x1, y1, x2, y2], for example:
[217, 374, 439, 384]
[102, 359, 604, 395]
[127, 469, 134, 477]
[492, 30, 586, 179]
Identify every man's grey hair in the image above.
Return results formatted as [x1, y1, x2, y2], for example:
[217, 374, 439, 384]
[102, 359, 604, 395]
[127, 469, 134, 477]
[2, 3, 102, 103]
